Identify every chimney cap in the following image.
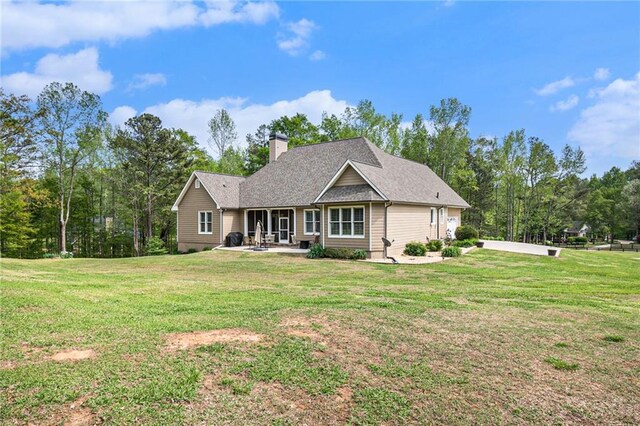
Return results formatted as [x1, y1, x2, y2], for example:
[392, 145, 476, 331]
[269, 132, 288, 141]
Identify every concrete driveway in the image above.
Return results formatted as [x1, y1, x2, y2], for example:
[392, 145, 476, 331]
[480, 240, 560, 257]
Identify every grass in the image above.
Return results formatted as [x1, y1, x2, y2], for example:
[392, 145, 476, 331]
[544, 357, 580, 371]
[1, 249, 639, 424]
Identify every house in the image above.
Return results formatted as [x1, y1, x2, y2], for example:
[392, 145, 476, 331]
[563, 221, 590, 239]
[172, 133, 470, 258]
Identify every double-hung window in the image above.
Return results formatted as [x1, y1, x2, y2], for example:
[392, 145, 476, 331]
[304, 209, 320, 235]
[439, 207, 446, 223]
[198, 211, 213, 234]
[329, 206, 365, 238]
[430, 208, 436, 225]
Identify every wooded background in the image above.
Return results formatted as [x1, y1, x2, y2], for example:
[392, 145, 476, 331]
[1, 83, 638, 258]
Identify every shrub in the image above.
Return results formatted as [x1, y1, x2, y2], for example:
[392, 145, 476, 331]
[60, 251, 74, 259]
[545, 240, 554, 246]
[426, 240, 443, 252]
[481, 235, 504, 241]
[441, 246, 462, 257]
[452, 239, 477, 248]
[42, 253, 58, 259]
[323, 247, 356, 259]
[203, 246, 212, 251]
[145, 237, 168, 255]
[455, 225, 478, 241]
[307, 243, 325, 259]
[187, 248, 198, 254]
[352, 249, 367, 260]
[404, 241, 427, 256]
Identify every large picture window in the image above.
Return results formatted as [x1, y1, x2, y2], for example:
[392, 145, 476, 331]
[304, 209, 320, 235]
[329, 206, 365, 238]
[198, 211, 213, 234]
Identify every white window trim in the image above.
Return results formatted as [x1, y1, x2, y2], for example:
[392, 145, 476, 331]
[430, 207, 436, 225]
[440, 207, 447, 223]
[195, 179, 200, 189]
[303, 209, 321, 236]
[328, 206, 365, 239]
[198, 210, 213, 235]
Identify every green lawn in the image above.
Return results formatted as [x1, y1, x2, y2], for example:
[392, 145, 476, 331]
[1, 250, 638, 425]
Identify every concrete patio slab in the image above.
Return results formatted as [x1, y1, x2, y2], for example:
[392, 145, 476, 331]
[216, 246, 309, 255]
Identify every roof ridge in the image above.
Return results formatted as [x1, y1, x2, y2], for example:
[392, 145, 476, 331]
[194, 170, 246, 179]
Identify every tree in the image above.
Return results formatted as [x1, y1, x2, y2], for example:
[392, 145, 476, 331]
[427, 98, 472, 187]
[208, 109, 237, 159]
[37, 82, 106, 253]
[112, 114, 197, 253]
[399, 114, 430, 164]
[245, 124, 270, 175]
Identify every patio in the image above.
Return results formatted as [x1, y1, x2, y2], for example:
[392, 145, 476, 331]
[216, 245, 310, 255]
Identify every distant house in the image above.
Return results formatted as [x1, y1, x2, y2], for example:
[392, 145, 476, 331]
[563, 221, 590, 238]
[172, 134, 470, 258]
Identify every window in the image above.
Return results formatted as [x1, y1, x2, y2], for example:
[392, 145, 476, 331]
[430, 208, 436, 225]
[329, 206, 365, 238]
[198, 211, 212, 234]
[304, 209, 320, 235]
[195, 179, 200, 189]
[439, 207, 446, 222]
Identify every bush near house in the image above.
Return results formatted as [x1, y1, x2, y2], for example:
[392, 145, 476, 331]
[145, 237, 168, 255]
[404, 241, 427, 256]
[452, 239, 478, 248]
[307, 245, 367, 260]
[426, 240, 443, 252]
[455, 225, 478, 241]
[442, 246, 462, 257]
[307, 244, 325, 259]
[568, 237, 588, 244]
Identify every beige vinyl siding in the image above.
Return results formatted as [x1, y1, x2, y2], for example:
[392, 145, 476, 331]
[334, 166, 367, 186]
[222, 210, 242, 238]
[323, 204, 369, 251]
[295, 207, 320, 242]
[176, 179, 218, 250]
[370, 203, 385, 255]
[387, 204, 431, 257]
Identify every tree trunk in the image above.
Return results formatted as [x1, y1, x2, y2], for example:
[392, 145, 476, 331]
[60, 220, 66, 253]
[133, 211, 139, 257]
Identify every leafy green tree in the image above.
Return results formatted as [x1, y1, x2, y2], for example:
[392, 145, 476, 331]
[427, 98, 472, 186]
[245, 124, 270, 175]
[208, 109, 237, 159]
[269, 113, 321, 147]
[112, 114, 197, 252]
[37, 82, 107, 253]
[399, 114, 430, 164]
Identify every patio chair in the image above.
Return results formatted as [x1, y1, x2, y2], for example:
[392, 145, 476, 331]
[263, 234, 274, 247]
[290, 235, 297, 246]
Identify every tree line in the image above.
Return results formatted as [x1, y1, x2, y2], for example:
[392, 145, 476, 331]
[1, 82, 638, 258]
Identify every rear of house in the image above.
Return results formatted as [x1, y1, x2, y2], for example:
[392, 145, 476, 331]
[172, 134, 469, 258]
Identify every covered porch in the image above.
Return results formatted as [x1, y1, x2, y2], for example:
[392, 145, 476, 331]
[243, 208, 297, 245]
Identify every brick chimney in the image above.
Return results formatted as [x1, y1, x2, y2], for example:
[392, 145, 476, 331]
[269, 132, 288, 162]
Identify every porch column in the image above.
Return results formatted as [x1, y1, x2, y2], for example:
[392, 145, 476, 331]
[267, 209, 272, 235]
[243, 210, 248, 236]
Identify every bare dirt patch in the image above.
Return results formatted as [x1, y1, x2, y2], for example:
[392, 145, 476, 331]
[0, 360, 16, 370]
[50, 349, 96, 362]
[165, 329, 263, 350]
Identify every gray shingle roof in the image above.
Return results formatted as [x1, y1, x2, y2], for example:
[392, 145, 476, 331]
[316, 184, 385, 204]
[239, 138, 381, 208]
[194, 137, 470, 209]
[194, 171, 245, 209]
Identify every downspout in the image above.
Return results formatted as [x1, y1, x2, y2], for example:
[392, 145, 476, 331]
[219, 209, 225, 246]
[383, 201, 392, 259]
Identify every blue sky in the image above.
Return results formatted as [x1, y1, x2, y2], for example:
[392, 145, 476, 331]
[1, 1, 639, 175]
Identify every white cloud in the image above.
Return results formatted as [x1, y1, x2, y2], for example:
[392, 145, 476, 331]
[2, 1, 279, 52]
[127, 73, 167, 91]
[550, 94, 579, 112]
[534, 76, 575, 96]
[277, 18, 317, 56]
[568, 72, 640, 164]
[0, 47, 113, 97]
[109, 106, 138, 127]
[199, 0, 279, 26]
[139, 90, 350, 151]
[309, 50, 326, 61]
[594, 67, 611, 81]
